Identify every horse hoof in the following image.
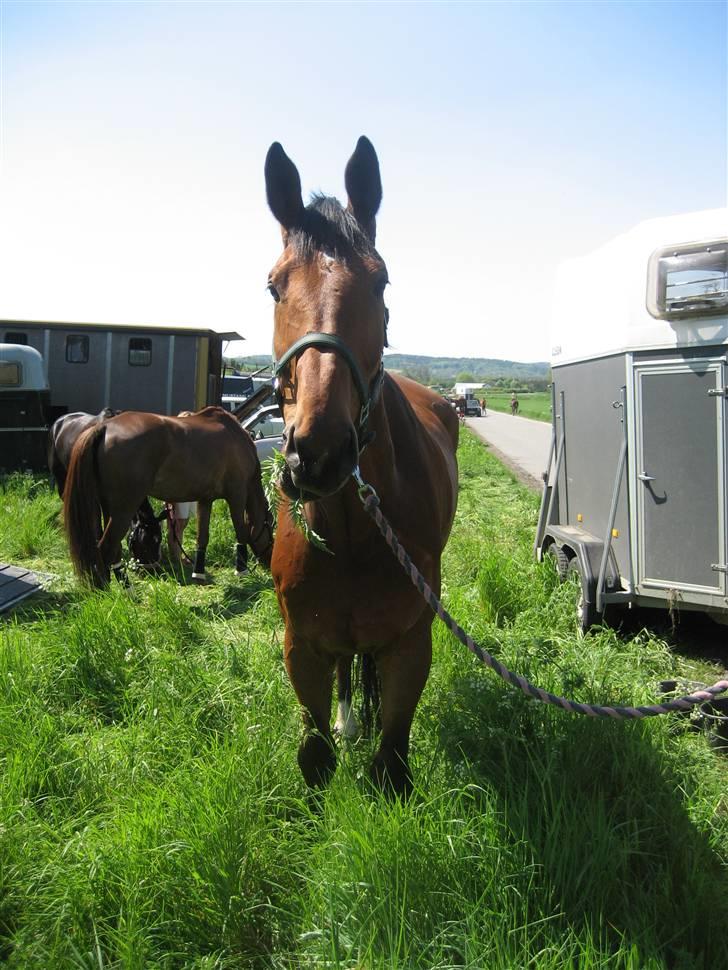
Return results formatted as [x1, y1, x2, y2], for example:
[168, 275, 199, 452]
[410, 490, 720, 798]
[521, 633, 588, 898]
[235, 567, 249, 577]
[298, 733, 336, 788]
[333, 718, 360, 740]
[191, 572, 209, 584]
[370, 753, 412, 799]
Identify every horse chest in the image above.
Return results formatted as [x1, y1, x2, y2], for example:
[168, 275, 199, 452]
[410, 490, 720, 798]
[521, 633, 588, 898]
[273, 538, 431, 650]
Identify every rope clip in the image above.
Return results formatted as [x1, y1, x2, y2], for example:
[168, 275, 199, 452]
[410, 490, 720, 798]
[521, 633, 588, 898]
[352, 467, 378, 505]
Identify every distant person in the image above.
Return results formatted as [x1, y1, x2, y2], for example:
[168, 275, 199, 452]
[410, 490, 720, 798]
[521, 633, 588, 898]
[510, 393, 519, 416]
[480, 397, 487, 415]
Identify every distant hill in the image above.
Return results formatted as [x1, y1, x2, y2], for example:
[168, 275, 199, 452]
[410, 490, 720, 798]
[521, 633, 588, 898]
[381, 354, 549, 383]
[225, 353, 550, 384]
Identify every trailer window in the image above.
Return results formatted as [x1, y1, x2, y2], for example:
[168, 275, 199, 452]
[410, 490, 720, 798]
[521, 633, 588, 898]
[128, 338, 152, 366]
[4, 332, 27, 345]
[0, 362, 21, 386]
[647, 240, 728, 320]
[65, 335, 89, 363]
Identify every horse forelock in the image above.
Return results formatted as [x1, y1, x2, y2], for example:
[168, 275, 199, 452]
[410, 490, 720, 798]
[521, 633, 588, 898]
[289, 195, 378, 264]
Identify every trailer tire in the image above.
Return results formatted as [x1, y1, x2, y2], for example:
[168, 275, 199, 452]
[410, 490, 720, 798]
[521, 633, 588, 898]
[567, 557, 598, 635]
[545, 543, 570, 581]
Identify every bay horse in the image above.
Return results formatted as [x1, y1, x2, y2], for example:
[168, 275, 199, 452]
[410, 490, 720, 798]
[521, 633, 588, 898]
[265, 136, 459, 795]
[63, 406, 273, 586]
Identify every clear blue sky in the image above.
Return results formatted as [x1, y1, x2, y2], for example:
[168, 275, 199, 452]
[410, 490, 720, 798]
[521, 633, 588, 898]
[1, 0, 725, 361]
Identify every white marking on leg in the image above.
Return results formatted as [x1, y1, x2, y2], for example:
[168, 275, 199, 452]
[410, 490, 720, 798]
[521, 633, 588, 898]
[334, 698, 360, 739]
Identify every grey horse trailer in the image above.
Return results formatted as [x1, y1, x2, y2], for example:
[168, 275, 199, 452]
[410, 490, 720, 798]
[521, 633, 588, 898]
[0, 320, 240, 419]
[535, 209, 728, 631]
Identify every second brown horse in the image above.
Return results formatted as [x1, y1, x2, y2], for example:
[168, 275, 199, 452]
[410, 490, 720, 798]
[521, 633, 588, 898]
[64, 406, 273, 585]
[265, 136, 459, 795]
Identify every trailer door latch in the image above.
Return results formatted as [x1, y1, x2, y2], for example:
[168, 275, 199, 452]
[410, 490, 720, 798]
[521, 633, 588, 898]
[711, 563, 728, 573]
[707, 387, 728, 397]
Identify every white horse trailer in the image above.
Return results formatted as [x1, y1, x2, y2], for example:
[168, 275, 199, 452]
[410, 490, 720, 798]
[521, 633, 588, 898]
[535, 209, 728, 631]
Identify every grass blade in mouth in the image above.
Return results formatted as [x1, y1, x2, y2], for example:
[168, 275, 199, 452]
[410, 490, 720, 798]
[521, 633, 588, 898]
[261, 451, 333, 555]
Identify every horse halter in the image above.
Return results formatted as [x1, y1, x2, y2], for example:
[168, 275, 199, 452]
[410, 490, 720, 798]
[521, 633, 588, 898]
[273, 332, 384, 451]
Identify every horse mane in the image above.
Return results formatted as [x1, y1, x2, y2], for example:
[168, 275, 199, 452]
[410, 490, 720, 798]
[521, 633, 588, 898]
[289, 195, 378, 263]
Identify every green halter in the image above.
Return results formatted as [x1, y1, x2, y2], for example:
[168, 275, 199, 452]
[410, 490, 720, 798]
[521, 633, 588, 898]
[273, 332, 384, 451]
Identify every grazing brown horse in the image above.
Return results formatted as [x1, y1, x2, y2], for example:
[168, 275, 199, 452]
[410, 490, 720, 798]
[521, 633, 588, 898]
[265, 136, 459, 795]
[64, 406, 273, 586]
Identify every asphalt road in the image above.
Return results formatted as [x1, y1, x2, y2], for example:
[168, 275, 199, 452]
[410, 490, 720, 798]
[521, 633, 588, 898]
[465, 410, 552, 489]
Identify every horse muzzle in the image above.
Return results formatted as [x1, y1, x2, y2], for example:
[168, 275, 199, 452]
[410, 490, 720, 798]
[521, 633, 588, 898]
[282, 424, 358, 500]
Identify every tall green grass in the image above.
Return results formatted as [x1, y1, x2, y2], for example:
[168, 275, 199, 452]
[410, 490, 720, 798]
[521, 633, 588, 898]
[1, 440, 727, 968]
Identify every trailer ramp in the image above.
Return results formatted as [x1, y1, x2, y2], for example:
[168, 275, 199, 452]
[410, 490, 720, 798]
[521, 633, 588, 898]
[0, 562, 49, 614]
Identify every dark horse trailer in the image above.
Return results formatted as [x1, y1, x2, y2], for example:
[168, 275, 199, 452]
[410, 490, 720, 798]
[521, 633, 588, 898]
[0, 343, 51, 473]
[535, 209, 728, 631]
[0, 320, 240, 418]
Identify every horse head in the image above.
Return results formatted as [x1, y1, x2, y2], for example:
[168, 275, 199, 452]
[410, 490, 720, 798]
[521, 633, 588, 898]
[128, 500, 164, 567]
[265, 136, 389, 501]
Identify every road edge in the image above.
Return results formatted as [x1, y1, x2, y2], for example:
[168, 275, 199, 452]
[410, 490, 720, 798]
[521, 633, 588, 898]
[464, 419, 543, 492]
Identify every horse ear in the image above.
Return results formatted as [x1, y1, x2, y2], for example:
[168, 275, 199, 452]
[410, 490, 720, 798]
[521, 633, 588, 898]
[345, 136, 382, 242]
[265, 142, 304, 230]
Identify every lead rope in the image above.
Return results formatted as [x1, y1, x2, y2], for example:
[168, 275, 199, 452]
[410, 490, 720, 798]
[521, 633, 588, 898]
[352, 469, 728, 719]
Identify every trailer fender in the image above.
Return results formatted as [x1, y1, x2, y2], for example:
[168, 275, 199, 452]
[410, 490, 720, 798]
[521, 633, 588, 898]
[540, 525, 621, 610]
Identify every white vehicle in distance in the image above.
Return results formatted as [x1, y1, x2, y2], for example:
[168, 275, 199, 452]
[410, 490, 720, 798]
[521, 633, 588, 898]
[242, 404, 284, 461]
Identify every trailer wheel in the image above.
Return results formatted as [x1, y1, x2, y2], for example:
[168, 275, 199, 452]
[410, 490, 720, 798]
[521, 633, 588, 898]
[566, 558, 598, 635]
[545, 543, 569, 581]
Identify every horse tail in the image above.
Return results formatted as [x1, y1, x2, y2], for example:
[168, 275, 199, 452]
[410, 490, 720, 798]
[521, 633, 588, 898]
[356, 653, 381, 738]
[64, 423, 107, 583]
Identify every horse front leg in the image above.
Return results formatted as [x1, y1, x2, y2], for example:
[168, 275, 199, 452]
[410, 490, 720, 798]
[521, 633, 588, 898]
[371, 611, 433, 797]
[285, 629, 337, 787]
[192, 500, 212, 582]
[225, 493, 249, 576]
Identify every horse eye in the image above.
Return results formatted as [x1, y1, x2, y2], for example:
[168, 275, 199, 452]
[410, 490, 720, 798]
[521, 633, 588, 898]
[268, 282, 281, 303]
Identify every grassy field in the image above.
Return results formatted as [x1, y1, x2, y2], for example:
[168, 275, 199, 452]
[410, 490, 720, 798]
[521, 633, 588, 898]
[1, 435, 728, 968]
[484, 392, 552, 422]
